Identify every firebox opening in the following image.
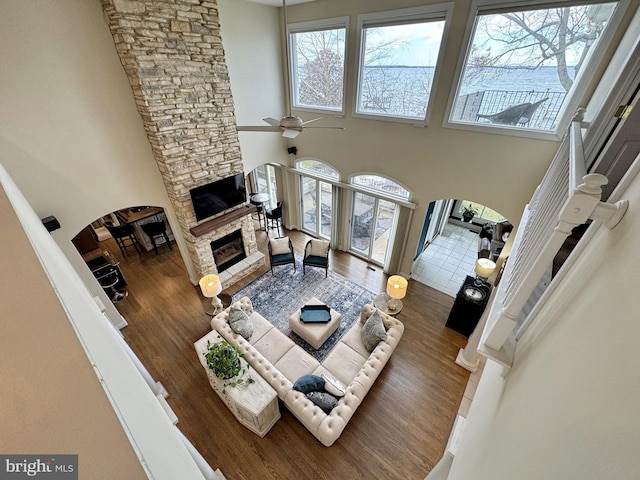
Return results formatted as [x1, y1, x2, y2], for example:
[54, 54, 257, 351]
[211, 230, 246, 273]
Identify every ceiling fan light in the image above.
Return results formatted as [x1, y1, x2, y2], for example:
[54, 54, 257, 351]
[280, 116, 304, 129]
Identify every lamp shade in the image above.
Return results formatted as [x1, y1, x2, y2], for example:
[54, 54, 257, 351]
[386, 275, 408, 300]
[474, 258, 496, 278]
[199, 274, 222, 298]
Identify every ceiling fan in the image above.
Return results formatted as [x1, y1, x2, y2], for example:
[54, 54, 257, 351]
[236, 0, 343, 139]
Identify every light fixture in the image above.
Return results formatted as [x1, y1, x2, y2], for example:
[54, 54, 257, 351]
[386, 275, 408, 312]
[199, 274, 223, 314]
[474, 258, 496, 286]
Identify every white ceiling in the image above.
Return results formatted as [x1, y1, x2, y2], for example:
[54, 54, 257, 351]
[244, 0, 318, 6]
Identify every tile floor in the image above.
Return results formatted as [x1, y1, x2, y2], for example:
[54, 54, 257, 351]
[411, 223, 479, 297]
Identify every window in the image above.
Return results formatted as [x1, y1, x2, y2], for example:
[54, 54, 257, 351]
[350, 174, 410, 200]
[289, 18, 348, 113]
[253, 164, 278, 209]
[348, 175, 411, 266]
[448, 0, 622, 135]
[355, 5, 452, 123]
[296, 160, 339, 240]
[296, 159, 340, 180]
[455, 200, 506, 223]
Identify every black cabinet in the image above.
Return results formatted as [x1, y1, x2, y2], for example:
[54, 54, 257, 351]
[445, 276, 492, 337]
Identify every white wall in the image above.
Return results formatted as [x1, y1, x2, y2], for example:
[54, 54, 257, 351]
[448, 157, 640, 479]
[218, 0, 290, 173]
[0, 0, 195, 317]
[0, 163, 206, 480]
[223, 0, 579, 274]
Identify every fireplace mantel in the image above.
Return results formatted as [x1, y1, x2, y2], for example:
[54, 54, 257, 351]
[189, 204, 257, 238]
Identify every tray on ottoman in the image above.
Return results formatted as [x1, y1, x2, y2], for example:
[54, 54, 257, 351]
[300, 304, 331, 323]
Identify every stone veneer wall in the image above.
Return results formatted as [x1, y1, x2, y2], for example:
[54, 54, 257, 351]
[100, 0, 261, 282]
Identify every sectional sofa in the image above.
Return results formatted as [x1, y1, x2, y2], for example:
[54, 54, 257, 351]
[209, 296, 404, 446]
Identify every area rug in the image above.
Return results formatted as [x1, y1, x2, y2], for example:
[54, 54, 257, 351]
[233, 257, 376, 362]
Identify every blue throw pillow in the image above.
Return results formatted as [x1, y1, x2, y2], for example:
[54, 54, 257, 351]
[293, 374, 324, 394]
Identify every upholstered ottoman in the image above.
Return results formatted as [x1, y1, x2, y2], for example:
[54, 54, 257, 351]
[288, 297, 341, 349]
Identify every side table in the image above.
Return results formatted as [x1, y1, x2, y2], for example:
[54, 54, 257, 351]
[445, 276, 492, 337]
[194, 331, 280, 437]
[202, 292, 233, 317]
[373, 292, 402, 316]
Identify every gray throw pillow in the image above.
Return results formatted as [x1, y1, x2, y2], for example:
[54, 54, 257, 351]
[361, 309, 387, 352]
[228, 306, 253, 340]
[306, 391, 338, 414]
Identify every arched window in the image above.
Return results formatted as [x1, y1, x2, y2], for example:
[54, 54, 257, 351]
[296, 159, 340, 180]
[350, 174, 410, 200]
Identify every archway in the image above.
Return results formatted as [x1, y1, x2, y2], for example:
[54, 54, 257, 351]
[71, 205, 176, 305]
[411, 199, 511, 297]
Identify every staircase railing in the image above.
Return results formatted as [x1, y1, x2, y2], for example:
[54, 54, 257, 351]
[479, 109, 629, 369]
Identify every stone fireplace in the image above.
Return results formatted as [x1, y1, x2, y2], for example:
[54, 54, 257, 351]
[101, 0, 265, 286]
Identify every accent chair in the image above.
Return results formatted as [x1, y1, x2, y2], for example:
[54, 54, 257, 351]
[268, 237, 295, 275]
[303, 239, 330, 277]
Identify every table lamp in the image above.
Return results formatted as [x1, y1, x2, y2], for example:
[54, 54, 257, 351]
[474, 258, 496, 286]
[386, 275, 408, 312]
[199, 274, 223, 314]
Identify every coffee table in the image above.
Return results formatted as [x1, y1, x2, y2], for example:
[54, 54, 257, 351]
[288, 298, 341, 349]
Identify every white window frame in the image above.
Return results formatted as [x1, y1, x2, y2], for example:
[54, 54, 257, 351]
[353, 4, 454, 126]
[288, 17, 349, 116]
[443, 0, 631, 141]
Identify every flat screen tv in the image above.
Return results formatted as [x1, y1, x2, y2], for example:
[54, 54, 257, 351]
[190, 173, 247, 222]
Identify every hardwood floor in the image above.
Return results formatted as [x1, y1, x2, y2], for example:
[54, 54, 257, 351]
[106, 227, 469, 480]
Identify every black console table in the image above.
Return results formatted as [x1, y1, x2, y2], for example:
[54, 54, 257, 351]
[445, 275, 492, 338]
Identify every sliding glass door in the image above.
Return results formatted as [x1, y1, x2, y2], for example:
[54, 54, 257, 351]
[300, 176, 332, 239]
[349, 193, 396, 265]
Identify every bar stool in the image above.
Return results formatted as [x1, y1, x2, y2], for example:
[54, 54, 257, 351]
[141, 220, 173, 255]
[265, 201, 283, 234]
[97, 267, 127, 303]
[104, 222, 141, 256]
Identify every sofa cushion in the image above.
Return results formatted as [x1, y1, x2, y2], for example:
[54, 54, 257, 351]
[340, 322, 369, 358]
[361, 309, 387, 352]
[275, 346, 320, 383]
[228, 306, 253, 340]
[293, 374, 324, 394]
[270, 237, 291, 255]
[248, 312, 273, 344]
[272, 253, 294, 264]
[322, 374, 346, 397]
[306, 391, 338, 414]
[321, 342, 367, 386]
[253, 328, 295, 365]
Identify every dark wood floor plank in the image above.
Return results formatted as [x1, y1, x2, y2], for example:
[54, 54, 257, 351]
[102, 226, 469, 479]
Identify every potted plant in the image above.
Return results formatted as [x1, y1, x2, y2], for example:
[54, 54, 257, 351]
[461, 204, 478, 222]
[204, 340, 254, 393]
